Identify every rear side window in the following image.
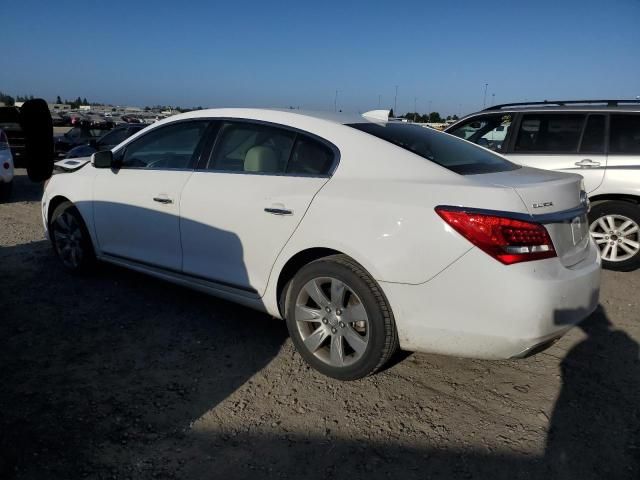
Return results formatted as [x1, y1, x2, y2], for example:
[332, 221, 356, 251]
[287, 136, 334, 175]
[610, 114, 640, 154]
[208, 123, 295, 173]
[514, 114, 586, 153]
[579, 115, 606, 153]
[349, 122, 519, 175]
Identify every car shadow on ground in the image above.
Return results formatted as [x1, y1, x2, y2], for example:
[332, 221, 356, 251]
[0, 239, 638, 479]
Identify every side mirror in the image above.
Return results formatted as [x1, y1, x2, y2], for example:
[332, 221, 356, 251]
[92, 150, 113, 168]
[470, 121, 482, 129]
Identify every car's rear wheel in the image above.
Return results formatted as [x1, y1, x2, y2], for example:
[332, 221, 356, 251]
[285, 255, 398, 380]
[49, 201, 95, 272]
[589, 201, 640, 271]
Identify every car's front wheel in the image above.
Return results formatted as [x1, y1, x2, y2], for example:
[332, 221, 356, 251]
[589, 201, 640, 271]
[49, 201, 95, 272]
[285, 255, 398, 380]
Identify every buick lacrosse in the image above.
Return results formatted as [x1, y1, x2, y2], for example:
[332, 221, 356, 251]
[43, 108, 601, 379]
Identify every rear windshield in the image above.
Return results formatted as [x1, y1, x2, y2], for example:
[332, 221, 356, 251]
[348, 122, 520, 175]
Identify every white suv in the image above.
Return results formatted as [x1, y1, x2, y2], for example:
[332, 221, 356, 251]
[446, 100, 640, 271]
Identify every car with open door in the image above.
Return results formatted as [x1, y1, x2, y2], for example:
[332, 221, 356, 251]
[42, 108, 600, 380]
[445, 100, 640, 271]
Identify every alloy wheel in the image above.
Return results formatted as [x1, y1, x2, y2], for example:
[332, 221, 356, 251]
[52, 211, 85, 269]
[590, 214, 640, 262]
[294, 276, 369, 368]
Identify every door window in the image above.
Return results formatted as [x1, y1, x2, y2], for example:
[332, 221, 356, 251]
[610, 114, 640, 154]
[208, 123, 296, 173]
[514, 114, 586, 153]
[287, 136, 335, 175]
[447, 114, 512, 152]
[119, 121, 209, 169]
[579, 115, 605, 153]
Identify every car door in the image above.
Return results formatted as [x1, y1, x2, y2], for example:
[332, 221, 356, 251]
[93, 120, 210, 270]
[180, 121, 337, 295]
[504, 113, 607, 193]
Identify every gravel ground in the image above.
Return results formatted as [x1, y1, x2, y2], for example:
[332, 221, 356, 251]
[1, 170, 639, 479]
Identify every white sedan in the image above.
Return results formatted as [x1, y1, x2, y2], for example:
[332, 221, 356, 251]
[42, 108, 601, 380]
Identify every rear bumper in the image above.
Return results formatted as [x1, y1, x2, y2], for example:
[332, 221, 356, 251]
[380, 240, 601, 359]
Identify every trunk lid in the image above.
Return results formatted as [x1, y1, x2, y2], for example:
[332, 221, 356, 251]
[471, 166, 590, 267]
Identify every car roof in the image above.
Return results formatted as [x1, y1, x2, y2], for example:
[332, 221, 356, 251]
[157, 108, 373, 126]
[479, 99, 640, 114]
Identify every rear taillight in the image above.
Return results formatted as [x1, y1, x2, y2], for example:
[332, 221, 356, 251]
[435, 207, 556, 265]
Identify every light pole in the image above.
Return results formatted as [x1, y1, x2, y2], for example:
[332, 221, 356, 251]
[428, 100, 432, 121]
[394, 85, 398, 115]
[483, 83, 488, 108]
[491, 93, 495, 106]
[414, 97, 417, 121]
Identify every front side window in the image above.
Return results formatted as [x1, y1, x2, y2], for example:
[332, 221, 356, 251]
[119, 121, 209, 169]
[514, 114, 586, 153]
[349, 122, 520, 175]
[610, 114, 640, 154]
[208, 123, 295, 173]
[447, 114, 512, 152]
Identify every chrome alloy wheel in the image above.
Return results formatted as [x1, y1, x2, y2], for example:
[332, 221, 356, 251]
[294, 276, 369, 368]
[52, 211, 85, 269]
[590, 214, 640, 262]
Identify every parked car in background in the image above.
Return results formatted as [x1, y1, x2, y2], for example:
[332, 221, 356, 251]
[54, 123, 112, 157]
[65, 123, 146, 158]
[446, 100, 640, 271]
[0, 128, 14, 200]
[0, 106, 26, 167]
[43, 108, 600, 380]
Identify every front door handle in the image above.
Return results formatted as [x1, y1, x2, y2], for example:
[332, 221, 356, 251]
[153, 196, 173, 204]
[574, 159, 600, 168]
[264, 207, 293, 215]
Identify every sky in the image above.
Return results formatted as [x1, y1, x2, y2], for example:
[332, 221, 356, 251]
[1, 0, 639, 116]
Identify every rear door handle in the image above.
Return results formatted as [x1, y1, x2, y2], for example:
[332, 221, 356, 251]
[153, 195, 173, 204]
[264, 207, 293, 215]
[574, 159, 600, 168]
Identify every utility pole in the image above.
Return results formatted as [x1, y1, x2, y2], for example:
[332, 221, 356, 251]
[334, 90, 338, 112]
[483, 83, 488, 108]
[491, 93, 495, 106]
[394, 85, 398, 115]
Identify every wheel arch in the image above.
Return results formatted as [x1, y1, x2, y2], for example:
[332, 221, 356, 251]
[275, 247, 343, 317]
[589, 193, 640, 207]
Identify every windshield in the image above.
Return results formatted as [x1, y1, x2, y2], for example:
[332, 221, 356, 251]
[348, 122, 520, 175]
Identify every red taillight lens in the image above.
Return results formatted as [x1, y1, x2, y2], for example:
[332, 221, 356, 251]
[435, 207, 556, 265]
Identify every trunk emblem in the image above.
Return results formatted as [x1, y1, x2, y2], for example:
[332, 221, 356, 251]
[532, 202, 554, 209]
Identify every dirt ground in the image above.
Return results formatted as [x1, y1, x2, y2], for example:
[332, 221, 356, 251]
[1, 170, 639, 479]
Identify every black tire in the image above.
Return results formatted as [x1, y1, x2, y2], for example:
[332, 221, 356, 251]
[20, 98, 54, 182]
[49, 201, 96, 273]
[0, 180, 12, 201]
[588, 201, 640, 272]
[285, 254, 398, 380]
